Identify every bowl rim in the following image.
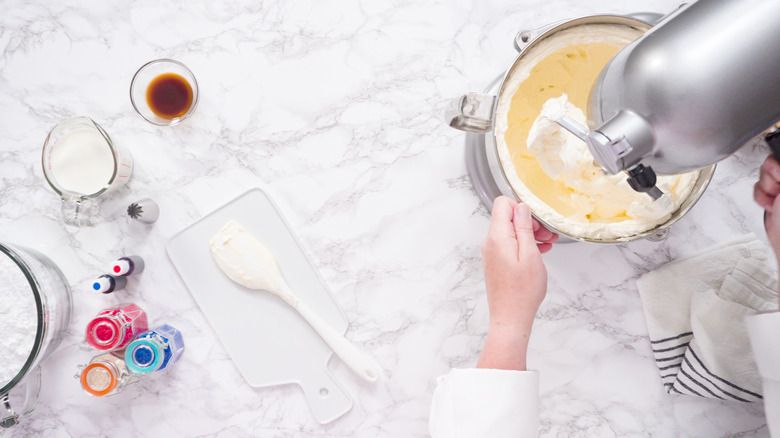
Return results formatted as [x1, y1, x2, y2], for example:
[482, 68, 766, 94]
[0, 243, 45, 396]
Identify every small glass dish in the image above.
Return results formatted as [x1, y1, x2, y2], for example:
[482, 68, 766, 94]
[130, 59, 199, 126]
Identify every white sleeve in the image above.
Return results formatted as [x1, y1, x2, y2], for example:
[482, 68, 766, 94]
[745, 311, 780, 437]
[429, 368, 539, 438]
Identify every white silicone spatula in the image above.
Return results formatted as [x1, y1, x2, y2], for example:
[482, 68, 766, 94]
[209, 220, 379, 383]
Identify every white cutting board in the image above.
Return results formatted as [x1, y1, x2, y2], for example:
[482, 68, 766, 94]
[167, 188, 352, 424]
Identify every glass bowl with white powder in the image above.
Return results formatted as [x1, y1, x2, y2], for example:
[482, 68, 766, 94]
[0, 242, 71, 428]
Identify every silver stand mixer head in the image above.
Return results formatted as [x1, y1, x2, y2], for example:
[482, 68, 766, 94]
[570, 0, 780, 193]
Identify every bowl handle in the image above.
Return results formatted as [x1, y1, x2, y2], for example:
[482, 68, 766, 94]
[447, 93, 496, 133]
[0, 366, 41, 428]
[513, 20, 563, 53]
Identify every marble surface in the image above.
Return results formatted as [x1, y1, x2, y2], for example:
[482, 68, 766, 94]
[0, 0, 774, 436]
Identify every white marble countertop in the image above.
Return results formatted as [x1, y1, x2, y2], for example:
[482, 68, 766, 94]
[0, 0, 773, 436]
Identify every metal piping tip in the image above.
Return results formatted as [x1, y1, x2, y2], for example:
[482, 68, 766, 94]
[127, 198, 160, 224]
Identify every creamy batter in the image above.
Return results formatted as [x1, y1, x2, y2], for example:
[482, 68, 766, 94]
[495, 24, 700, 240]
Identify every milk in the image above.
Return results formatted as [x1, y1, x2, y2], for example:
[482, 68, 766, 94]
[49, 129, 115, 195]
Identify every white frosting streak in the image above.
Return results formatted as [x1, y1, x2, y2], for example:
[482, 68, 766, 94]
[209, 220, 298, 306]
[527, 93, 590, 181]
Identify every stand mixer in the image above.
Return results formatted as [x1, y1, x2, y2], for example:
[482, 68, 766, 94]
[556, 0, 780, 199]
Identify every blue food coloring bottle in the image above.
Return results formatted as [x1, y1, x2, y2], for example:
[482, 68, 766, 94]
[124, 324, 184, 374]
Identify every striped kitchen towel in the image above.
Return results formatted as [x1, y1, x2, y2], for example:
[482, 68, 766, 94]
[637, 234, 778, 402]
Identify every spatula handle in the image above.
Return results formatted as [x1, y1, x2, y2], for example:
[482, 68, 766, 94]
[293, 299, 380, 383]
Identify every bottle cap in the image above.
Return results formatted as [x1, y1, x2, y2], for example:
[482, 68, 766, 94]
[86, 316, 123, 350]
[80, 362, 118, 397]
[110, 256, 144, 276]
[112, 259, 132, 276]
[91, 275, 127, 294]
[125, 338, 163, 374]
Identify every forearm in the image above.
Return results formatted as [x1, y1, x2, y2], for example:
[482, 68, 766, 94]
[477, 322, 532, 371]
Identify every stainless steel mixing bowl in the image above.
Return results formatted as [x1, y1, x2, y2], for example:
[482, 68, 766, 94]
[448, 13, 716, 243]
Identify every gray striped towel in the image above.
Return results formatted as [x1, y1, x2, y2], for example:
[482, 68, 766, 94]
[637, 234, 778, 402]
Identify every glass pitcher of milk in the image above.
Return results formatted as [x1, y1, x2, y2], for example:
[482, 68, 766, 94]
[41, 117, 133, 226]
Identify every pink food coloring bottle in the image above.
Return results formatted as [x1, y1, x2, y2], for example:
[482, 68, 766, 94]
[85, 303, 148, 351]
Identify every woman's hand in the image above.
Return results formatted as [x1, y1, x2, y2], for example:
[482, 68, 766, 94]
[754, 155, 780, 257]
[477, 196, 558, 371]
[754, 154, 780, 309]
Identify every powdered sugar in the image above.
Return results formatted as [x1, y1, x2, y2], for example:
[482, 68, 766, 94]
[0, 256, 38, 388]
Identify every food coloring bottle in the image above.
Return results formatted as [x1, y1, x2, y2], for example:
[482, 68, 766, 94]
[80, 351, 140, 397]
[85, 303, 148, 351]
[125, 324, 185, 374]
[111, 255, 145, 276]
[91, 274, 127, 294]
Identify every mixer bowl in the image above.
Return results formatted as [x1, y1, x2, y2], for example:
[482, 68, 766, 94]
[448, 13, 716, 243]
[0, 242, 71, 428]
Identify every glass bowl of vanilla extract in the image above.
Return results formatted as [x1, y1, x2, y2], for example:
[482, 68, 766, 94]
[130, 59, 199, 126]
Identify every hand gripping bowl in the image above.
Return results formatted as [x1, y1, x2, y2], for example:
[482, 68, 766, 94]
[447, 13, 715, 243]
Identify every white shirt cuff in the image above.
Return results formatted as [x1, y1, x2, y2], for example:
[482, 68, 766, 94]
[745, 311, 780, 382]
[430, 368, 539, 438]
